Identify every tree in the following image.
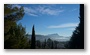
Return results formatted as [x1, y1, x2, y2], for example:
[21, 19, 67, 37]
[31, 25, 36, 49]
[4, 4, 25, 34]
[43, 39, 47, 48]
[54, 41, 58, 49]
[36, 40, 41, 49]
[68, 4, 84, 49]
[4, 4, 24, 22]
[4, 24, 28, 49]
[4, 4, 29, 49]
[51, 41, 53, 49]
[47, 38, 52, 48]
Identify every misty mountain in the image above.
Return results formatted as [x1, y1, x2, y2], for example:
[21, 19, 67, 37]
[46, 33, 63, 39]
[27, 33, 70, 42]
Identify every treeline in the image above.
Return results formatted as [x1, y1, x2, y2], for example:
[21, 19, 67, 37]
[35, 38, 65, 49]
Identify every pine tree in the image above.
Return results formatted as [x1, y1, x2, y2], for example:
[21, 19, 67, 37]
[4, 4, 28, 49]
[4, 4, 24, 22]
[31, 25, 36, 49]
[68, 4, 84, 49]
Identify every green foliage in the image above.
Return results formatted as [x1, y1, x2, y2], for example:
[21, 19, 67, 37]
[4, 4, 25, 22]
[4, 4, 25, 34]
[4, 24, 29, 49]
[4, 19, 16, 34]
[4, 4, 30, 49]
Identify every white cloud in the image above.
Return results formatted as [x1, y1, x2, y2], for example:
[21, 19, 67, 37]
[13, 4, 64, 16]
[24, 7, 38, 16]
[38, 6, 64, 15]
[72, 9, 77, 11]
[13, 4, 21, 8]
[27, 13, 38, 16]
[24, 5, 64, 16]
[48, 23, 78, 28]
[13, 5, 38, 16]
[70, 8, 77, 12]
[68, 28, 76, 30]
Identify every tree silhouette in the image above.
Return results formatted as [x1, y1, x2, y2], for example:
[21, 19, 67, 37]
[68, 4, 84, 49]
[31, 25, 36, 49]
[51, 41, 53, 49]
[44, 39, 47, 48]
[36, 40, 41, 49]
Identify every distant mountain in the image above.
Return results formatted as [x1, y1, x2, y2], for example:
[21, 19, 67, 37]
[46, 33, 63, 39]
[27, 33, 70, 42]
[47, 33, 60, 37]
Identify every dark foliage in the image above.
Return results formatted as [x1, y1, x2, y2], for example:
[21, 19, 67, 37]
[68, 4, 84, 49]
[4, 4, 25, 22]
[4, 4, 29, 49]
[31, 25, 36, 49]
[51, 41, 54, 49]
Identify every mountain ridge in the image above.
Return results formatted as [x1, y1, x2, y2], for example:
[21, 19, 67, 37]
[27, 33, 70, 42]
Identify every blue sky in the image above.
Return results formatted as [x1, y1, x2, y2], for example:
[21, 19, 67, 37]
[16, 4, 80, 37]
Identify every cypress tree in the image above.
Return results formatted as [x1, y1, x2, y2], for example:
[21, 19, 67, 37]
[31, 25, 36, 49]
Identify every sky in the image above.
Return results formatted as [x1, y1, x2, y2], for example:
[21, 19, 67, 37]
[16, 4, 80, 37]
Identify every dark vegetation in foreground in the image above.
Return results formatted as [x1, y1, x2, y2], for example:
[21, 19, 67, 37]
[4, 4, 84, 49]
